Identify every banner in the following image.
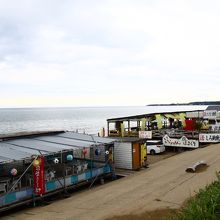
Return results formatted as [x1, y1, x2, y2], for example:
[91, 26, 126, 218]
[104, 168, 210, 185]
[163, 135, 199, 148]
[203, 110, 217, 119]
[33, 156, 45, 195]
[139, 131, 152, 139]
[199, 133, 220, 143]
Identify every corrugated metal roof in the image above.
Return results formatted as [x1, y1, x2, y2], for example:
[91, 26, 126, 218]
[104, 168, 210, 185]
[0, 155, 13, 163]
[4, 142, 45, 155]
[34, 135, 98, 148]
[57, 132, 115, 144]
[206, 105, 220, 111]
[107, 110, 205, 122]
[0, 143, 33, 160]
[6, 139, 74, 153]
[0, 142, 40, 163]
[0, 132, 114, 164]
[112, 137, 145, 143]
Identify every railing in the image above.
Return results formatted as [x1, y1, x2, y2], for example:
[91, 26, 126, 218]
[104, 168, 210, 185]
[0, 165, 112, 211]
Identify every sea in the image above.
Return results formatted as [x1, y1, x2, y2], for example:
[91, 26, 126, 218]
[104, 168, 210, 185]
[0, 105, 207, 136]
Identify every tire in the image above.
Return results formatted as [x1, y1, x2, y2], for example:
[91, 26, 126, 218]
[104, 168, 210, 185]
[150, 150, 156, 155]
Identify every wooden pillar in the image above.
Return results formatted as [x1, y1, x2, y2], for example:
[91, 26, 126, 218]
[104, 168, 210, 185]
[107, 122, 110, 136]
[128, 120, 130, 136]
[137, 120, 140, 131]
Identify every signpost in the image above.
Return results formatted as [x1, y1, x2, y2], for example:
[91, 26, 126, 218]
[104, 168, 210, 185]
[139, 131, 152, 139]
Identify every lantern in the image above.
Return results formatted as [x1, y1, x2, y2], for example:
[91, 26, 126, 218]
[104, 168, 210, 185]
[95, 148, 101, 156]
[82, 148, 87, 156]
[33, 159, 40, 167]
[53, 158, 59, 164]
[66, 154, 73, 161]
[10, 168, 18, 176]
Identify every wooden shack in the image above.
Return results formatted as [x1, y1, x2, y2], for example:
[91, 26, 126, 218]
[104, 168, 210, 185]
[113, 137, 147, 170]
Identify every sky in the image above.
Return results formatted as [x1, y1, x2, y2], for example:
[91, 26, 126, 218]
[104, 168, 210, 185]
[0, 0, 219, 107]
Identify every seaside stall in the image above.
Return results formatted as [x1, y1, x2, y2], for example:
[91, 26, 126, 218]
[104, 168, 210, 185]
[107, 110, 192, 138]
[185, 107, 220, 144]
[0, 131, 115, 212]
[204, 106, 220, 132]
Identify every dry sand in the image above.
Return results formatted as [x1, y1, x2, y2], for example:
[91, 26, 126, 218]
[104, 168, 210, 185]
[2, 143, 220, 220]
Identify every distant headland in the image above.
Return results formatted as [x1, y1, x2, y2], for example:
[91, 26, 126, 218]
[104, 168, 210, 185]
[147, 101, 220, 106]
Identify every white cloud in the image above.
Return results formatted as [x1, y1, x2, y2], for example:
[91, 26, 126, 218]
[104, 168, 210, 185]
[0, 62, 65, 85]
[0, 0, 219, 107]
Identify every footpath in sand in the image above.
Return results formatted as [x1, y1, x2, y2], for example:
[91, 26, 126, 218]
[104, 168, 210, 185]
[2, 143, 220, 220]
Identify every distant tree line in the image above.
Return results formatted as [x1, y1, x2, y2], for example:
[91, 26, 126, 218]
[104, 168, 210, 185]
[147, 101, 220, 106]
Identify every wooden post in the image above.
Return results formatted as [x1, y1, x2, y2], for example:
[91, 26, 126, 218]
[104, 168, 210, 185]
[107, 122, 110, 136]
[128, 120, 130, 136]
[61, 151, 67, 194]
[137, 120, 140, 131]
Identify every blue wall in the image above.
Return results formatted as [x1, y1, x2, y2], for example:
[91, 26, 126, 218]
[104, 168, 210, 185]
[0, 165, 112, 209]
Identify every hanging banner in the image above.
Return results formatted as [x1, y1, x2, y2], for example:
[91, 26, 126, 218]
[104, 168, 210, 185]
[33, 156, 45, 195]
[139, 131, 152, 139]
[163, 135, 199, 148]
[199, 133, 220, 143]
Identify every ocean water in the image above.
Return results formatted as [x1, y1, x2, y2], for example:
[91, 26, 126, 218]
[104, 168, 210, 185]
[0, 106, 207, 135]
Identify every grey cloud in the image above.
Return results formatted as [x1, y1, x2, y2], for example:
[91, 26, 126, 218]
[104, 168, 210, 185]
[0, 0, 151, 65]
[0, 0, 219, 107]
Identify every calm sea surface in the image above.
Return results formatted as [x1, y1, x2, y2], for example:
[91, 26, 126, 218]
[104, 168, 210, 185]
[0, 106, 206, 135]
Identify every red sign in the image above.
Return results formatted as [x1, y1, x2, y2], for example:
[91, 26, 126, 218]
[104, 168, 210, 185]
[184, 119, 196, 131]
[33, 156, 45, 195]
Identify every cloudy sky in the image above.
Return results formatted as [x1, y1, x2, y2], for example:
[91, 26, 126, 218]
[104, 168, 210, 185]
[0, 0, 219, 107]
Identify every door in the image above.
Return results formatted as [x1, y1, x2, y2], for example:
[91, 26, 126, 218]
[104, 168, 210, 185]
[132, 143, 140, 170]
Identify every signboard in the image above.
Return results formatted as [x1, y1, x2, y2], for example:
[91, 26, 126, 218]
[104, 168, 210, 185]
[163, 135, 199, 148]
[33, 156, 45, 195]
[186, 111, 204, 118]
[209, 124, 220, 132]
[203, 110, 217, 119]
[139, 131, 152, 139]
[199, 133, 220, 143]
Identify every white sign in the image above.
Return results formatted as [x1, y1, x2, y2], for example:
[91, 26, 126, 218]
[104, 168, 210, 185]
[163, 135, 199, 148]
[199, 133, 220, 143]
[186, 111, 204, 118]
[139, 131, 152, 139]
[209, 124, 220, 132]
[203, 110, 217, 119]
